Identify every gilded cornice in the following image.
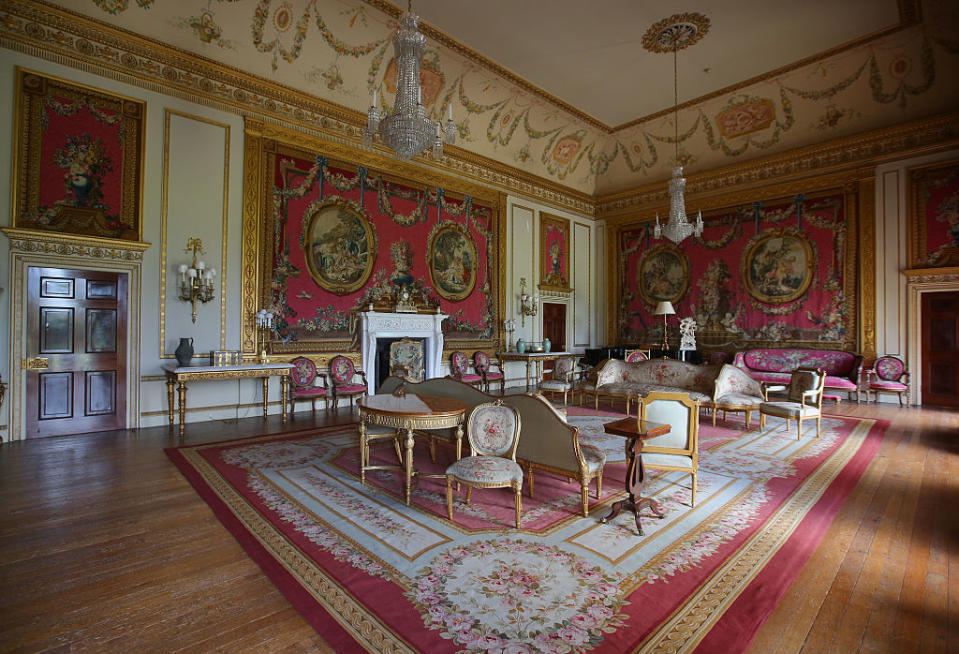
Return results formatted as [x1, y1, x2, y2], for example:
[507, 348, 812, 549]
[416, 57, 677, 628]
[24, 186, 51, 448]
[2, 227, 150, 260]
[0, 0, 595, 216]
[596, 112, 959, 218]
[902, 266, 959, 281]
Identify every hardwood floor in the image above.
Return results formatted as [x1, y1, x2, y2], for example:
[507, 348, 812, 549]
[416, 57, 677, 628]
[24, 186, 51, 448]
[0, 402, 955, 653]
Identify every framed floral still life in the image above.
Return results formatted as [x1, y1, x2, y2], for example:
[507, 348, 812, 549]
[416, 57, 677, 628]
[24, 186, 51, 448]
[303, 197, 377, 295]
[12, 68, 145, 241]
[637, 244, 689, 306]
[539, 213, 572, 292]
[742, 230, 814, 304]
[428, 221, 478, 301]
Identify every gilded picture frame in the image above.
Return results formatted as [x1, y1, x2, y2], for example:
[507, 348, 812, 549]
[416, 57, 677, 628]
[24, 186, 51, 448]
[637, 244, 689, 306]
[427, 221, 477, 301]
[908, 159, 959, 268]
[303, 197, 377, 295]
[12, 68, 145, 241]
[742, 230, 814, 304]
[539, 213, 572, 292]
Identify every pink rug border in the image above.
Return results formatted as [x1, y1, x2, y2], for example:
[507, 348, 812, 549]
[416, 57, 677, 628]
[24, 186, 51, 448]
[693, 417, 888, 652]
[166, 416, 888, 653]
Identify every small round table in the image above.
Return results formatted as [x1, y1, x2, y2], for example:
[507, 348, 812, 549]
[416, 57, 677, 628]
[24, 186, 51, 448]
[357, 393, 467, 506]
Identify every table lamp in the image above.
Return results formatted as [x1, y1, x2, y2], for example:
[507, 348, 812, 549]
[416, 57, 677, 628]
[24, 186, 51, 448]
[654, 301, 675, 351]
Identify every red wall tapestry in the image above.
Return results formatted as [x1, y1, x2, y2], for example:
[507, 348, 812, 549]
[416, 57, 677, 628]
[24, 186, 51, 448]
[263, 149, 498, 350]
[618, 192, 855, 349]
[13, 69, 144, 241]
[910, 160, 959, 267]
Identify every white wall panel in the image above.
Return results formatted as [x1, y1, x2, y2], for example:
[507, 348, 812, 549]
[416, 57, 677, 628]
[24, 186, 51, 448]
[573, 221, 591, 347]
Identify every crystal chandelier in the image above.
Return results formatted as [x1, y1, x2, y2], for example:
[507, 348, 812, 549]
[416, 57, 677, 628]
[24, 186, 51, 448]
[362, 1, 455, 160]
[648, 14, 709, 244]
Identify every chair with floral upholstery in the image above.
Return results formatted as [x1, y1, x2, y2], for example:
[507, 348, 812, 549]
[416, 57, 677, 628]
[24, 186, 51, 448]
[866, 355, 910, 405]
[449, 351, 483, 388]
[445, 400, 523, 529]
[538, 355, 579, 405]
[328, 355, 368, 410]
[472, 351, 505, 395]
[624, 349, 649, 363]
[759, 367, 826, 439]
[288, 356, 330, 415]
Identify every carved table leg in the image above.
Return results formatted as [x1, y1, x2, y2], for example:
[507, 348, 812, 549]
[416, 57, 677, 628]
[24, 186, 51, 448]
[177, 381, 187, 435]
[166, 377, 175, 426]
[358, 419, 368, 483]
[404, 427, 415, 506]
[261, 377, 269, 418]
[281, 374, 289, 422]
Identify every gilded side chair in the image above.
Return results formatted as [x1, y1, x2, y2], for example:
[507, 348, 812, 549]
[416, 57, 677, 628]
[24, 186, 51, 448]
[866, 355, 911, 405]
[445, 400, 523, 529]
[329, 355, 368, 410]
[472, 351, 505, 395]
[288, 356, 330, 414]
[538, 355, 579, 405]
[637, 391, 700, 507]
[759, 367, 827, 439]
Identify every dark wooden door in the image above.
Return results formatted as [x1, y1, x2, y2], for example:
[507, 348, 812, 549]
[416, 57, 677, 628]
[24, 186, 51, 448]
[543, 302, 567, 352]
[922, 291, 959, 408]
[25, 267, 127, 437]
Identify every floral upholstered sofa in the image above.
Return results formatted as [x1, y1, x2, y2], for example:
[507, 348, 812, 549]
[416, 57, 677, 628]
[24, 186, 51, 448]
[733, 348, 864, 402]
[584, 359, 765, 423]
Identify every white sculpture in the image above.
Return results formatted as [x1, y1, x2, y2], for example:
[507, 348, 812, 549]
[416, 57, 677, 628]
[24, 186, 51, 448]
[679, 316, 697, 351]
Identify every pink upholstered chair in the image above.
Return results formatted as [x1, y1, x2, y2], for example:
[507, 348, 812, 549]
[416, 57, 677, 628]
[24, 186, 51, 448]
[329, 355, 368, 409]
[289, 356, 329, 414]
[867, 355, 910, 405]
[472, 351, 505, 395]
[624, 349, 649, 363]
[449, 351, 483, 388]
[445, 400, 523, 529]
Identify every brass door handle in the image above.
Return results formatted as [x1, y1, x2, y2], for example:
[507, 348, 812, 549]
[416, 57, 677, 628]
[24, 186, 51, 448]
[23, 357, 49, 370]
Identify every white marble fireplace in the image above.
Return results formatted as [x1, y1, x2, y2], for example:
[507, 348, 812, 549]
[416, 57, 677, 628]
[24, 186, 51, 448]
[358, 311, 448, 393]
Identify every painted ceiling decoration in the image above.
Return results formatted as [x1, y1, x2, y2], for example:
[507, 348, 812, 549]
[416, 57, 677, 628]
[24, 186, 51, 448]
[11, 0, 959, 196]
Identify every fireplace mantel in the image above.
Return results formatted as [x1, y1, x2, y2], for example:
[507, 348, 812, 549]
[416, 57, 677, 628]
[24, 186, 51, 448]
[358, 311, 448, 393]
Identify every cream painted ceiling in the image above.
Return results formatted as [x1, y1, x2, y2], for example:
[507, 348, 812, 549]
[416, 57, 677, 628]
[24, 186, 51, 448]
[34, 0, 959, 195]
[411, 0, 901, 128]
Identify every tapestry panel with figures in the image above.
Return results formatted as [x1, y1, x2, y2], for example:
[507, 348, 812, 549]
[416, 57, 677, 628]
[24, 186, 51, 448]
[618, 190, 856, 349]
[260, 141, 499, 352]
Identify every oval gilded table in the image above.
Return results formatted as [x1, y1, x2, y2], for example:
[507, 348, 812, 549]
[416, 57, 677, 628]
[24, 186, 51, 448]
[357, 393, 467, 506]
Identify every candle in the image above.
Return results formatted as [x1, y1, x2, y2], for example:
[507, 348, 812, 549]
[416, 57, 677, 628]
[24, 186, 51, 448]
[372, 88, 378, 106]
[448, 104, 453, 121]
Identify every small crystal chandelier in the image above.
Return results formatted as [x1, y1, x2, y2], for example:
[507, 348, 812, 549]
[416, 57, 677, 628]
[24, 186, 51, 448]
[648, 14, 709, 244]
[362, 1, 455, 160]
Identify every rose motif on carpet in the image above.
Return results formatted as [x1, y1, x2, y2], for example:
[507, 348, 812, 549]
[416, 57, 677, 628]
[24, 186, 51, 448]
[408, 539, 628, 651]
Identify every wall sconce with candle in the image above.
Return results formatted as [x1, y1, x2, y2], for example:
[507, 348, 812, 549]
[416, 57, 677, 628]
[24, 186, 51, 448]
[177, 238, 216, 323]
[518, 277, 539, 327]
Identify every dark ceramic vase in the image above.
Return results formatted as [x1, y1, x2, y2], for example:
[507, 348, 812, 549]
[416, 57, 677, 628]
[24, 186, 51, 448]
[174, 337, 194, 367]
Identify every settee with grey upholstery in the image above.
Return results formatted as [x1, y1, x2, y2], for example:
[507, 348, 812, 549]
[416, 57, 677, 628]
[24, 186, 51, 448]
[376, 376, 606, 516]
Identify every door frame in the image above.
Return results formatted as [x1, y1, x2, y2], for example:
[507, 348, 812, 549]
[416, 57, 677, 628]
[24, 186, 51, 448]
[904, 266, 959, 406]
[3, 228, 148, 441]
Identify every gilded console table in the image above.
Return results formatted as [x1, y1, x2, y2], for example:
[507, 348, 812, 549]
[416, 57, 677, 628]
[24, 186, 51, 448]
[163, 363, 293, 434]
[496, 351, 573, 391]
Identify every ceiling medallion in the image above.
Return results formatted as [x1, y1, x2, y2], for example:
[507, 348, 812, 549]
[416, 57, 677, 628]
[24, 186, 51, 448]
[642, 13, 710, 54]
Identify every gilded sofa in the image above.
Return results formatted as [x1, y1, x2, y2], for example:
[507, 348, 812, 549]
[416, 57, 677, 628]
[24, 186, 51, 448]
[376, 376, 605, 516]
[733, 348, 864, 402]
